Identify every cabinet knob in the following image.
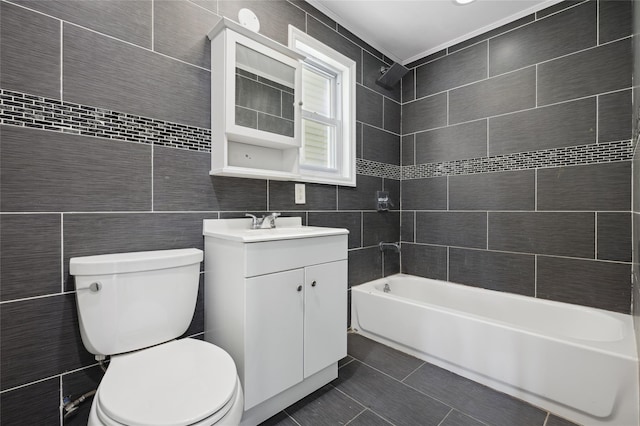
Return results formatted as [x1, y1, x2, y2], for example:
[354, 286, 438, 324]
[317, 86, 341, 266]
[311, 281, 316, 287]
[297, 285, 302, 292]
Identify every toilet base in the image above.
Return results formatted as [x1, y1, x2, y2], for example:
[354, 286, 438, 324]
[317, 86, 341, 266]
[239, 363, 337, 426]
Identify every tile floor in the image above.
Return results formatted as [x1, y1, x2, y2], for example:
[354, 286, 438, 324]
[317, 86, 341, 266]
[260, 333, 580, 426]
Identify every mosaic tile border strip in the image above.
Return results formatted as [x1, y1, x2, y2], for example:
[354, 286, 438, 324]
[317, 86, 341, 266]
[0, 89, 401, 180]
[357, 158, 401, 180]
[402, 140, 634, 180]
[3, 90, 628, 181]
[0, 89, 211, 152]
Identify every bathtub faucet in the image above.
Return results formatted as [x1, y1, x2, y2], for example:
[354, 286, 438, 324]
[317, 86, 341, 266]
[379, 242, 400, 253]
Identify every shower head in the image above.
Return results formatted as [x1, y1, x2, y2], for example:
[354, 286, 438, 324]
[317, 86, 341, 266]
[375, 63, 409, 90]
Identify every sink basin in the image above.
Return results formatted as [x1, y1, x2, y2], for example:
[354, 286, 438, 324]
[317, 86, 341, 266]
[203, 217, 348, 242]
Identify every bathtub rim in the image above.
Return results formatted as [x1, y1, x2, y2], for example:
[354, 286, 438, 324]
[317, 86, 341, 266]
[351, 273, 637, 361]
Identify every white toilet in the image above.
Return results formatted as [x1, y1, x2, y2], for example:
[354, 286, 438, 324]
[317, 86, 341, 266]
[70, 248, 243, 426]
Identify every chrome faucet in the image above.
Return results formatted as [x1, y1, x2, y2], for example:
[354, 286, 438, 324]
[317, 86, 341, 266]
[245, 212, 281, 229]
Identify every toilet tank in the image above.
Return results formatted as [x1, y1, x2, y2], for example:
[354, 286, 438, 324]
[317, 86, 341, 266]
[70, 248, 203, 356]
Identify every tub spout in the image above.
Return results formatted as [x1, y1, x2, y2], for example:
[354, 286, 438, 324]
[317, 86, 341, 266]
[379, 242, 400, 253]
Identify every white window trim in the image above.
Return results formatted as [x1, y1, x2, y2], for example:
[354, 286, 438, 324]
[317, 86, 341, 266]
[288, 26, 356, 187]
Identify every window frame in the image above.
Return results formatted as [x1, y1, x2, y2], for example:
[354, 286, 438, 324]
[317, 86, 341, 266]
[289, 26, 356, 187]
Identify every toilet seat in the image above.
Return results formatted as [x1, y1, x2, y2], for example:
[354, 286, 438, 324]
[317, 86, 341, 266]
[96, 339, 238, 426]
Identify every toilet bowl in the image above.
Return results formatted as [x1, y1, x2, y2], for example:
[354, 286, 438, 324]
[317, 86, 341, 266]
[70, 249, 243, 426]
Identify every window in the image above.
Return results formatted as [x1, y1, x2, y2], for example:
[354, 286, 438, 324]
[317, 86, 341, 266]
[289, 27, 356, 186]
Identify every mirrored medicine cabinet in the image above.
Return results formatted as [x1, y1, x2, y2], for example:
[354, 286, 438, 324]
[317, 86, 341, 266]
[208, 18, 304, 180]
[208, 18, 356, 186]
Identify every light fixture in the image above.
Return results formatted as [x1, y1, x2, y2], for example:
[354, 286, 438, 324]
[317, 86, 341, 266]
[455, 0, 476, 4]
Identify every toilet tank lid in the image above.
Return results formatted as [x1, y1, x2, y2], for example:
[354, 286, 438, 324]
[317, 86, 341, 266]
[70, 248, 203, 276]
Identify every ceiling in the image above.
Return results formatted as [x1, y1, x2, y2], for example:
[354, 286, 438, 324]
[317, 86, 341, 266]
[307, 0, 564, 65]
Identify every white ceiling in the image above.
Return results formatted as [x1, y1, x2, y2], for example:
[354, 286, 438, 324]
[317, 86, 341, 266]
[307, 0, 564, 65]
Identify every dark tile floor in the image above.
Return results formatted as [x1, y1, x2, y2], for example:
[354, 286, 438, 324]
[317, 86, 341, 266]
[260, 333, 580, 426]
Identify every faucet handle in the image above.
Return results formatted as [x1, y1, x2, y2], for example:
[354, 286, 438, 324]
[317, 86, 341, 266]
[263, 212, 281, 228]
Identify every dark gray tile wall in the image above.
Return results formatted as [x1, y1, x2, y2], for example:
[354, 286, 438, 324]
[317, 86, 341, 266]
[63, 23, 211, 128]
[400, 243, 447, 280]
[449, 248, 535, 296]
[488, 1, 596, 77]
[415, 119, 487, 164]
[537, 162, 630, 211]
[1, 1, 60, 99]
[416, 212, 487, 249]
[0, 0, 400, 417]
[537, 38, 632, 106]
[1, 126, 152, 212]
[488, 97, 596, 156]
[488, 212, 595, 258]
[537, 256, 631, 313]
[449, 67, 536, 124]
[1, 214, 61, 301]
[415, 42, 487, 98]
[154, 0, 220, 69]
[448, 170, 535, 210]
[1, 377, 60, 425]
[401, 0, 632, 317]
[402, 93, 447, 134]
[598, 89, 633, 142]
[10, 0, 153, 48]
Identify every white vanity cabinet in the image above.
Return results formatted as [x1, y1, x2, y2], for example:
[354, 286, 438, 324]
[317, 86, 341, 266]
[203, 218, 348, 425]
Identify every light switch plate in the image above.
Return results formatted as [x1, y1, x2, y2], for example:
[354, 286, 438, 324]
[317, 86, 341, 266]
[295, 184, 306, 204]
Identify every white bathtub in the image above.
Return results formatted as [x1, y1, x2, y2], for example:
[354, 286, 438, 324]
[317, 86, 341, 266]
[351, 274, 639, 426]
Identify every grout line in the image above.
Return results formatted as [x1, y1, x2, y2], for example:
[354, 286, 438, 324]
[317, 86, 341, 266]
[400, 360, 426, 382]
[436, 409, 455, 426]
[386, 242, 631, 265]
[486, 39, 490, 79]
[151, 141, 154, 211]
[343, 408, 368, 426]
[0, 291, 78, 306]
[596, 0, 600, 46]
[534, 64, 538, 107]
[486, 118, 490, 156]
[534, 169, 538, 211]
[403, 36, 632, 108]
[402, 87, 631, 133]
[594, 212, 598, 259]
[486, 212, 489, 250]
[595, 95, 599, 144]
[447, 246, 450, 281]
[60, 213, 64, 294]
[446, 91, 449, 126]
[412, 134, 416, 166]
[361, 211, 364, 248]
[266, 180, 270, 211]
[534, 254, 538, 297]
[151, 0, 154, 51]
[59, 375, 64, 425]
[60, 21, 64, 101]
[446, 175, 449, 210]
[359, 118, 402, 137]
[281, 408, 303, 426]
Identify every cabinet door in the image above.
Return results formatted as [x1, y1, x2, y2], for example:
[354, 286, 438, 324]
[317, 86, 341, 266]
[303, 260, 348, 378]
[245, 269, 304, 409]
